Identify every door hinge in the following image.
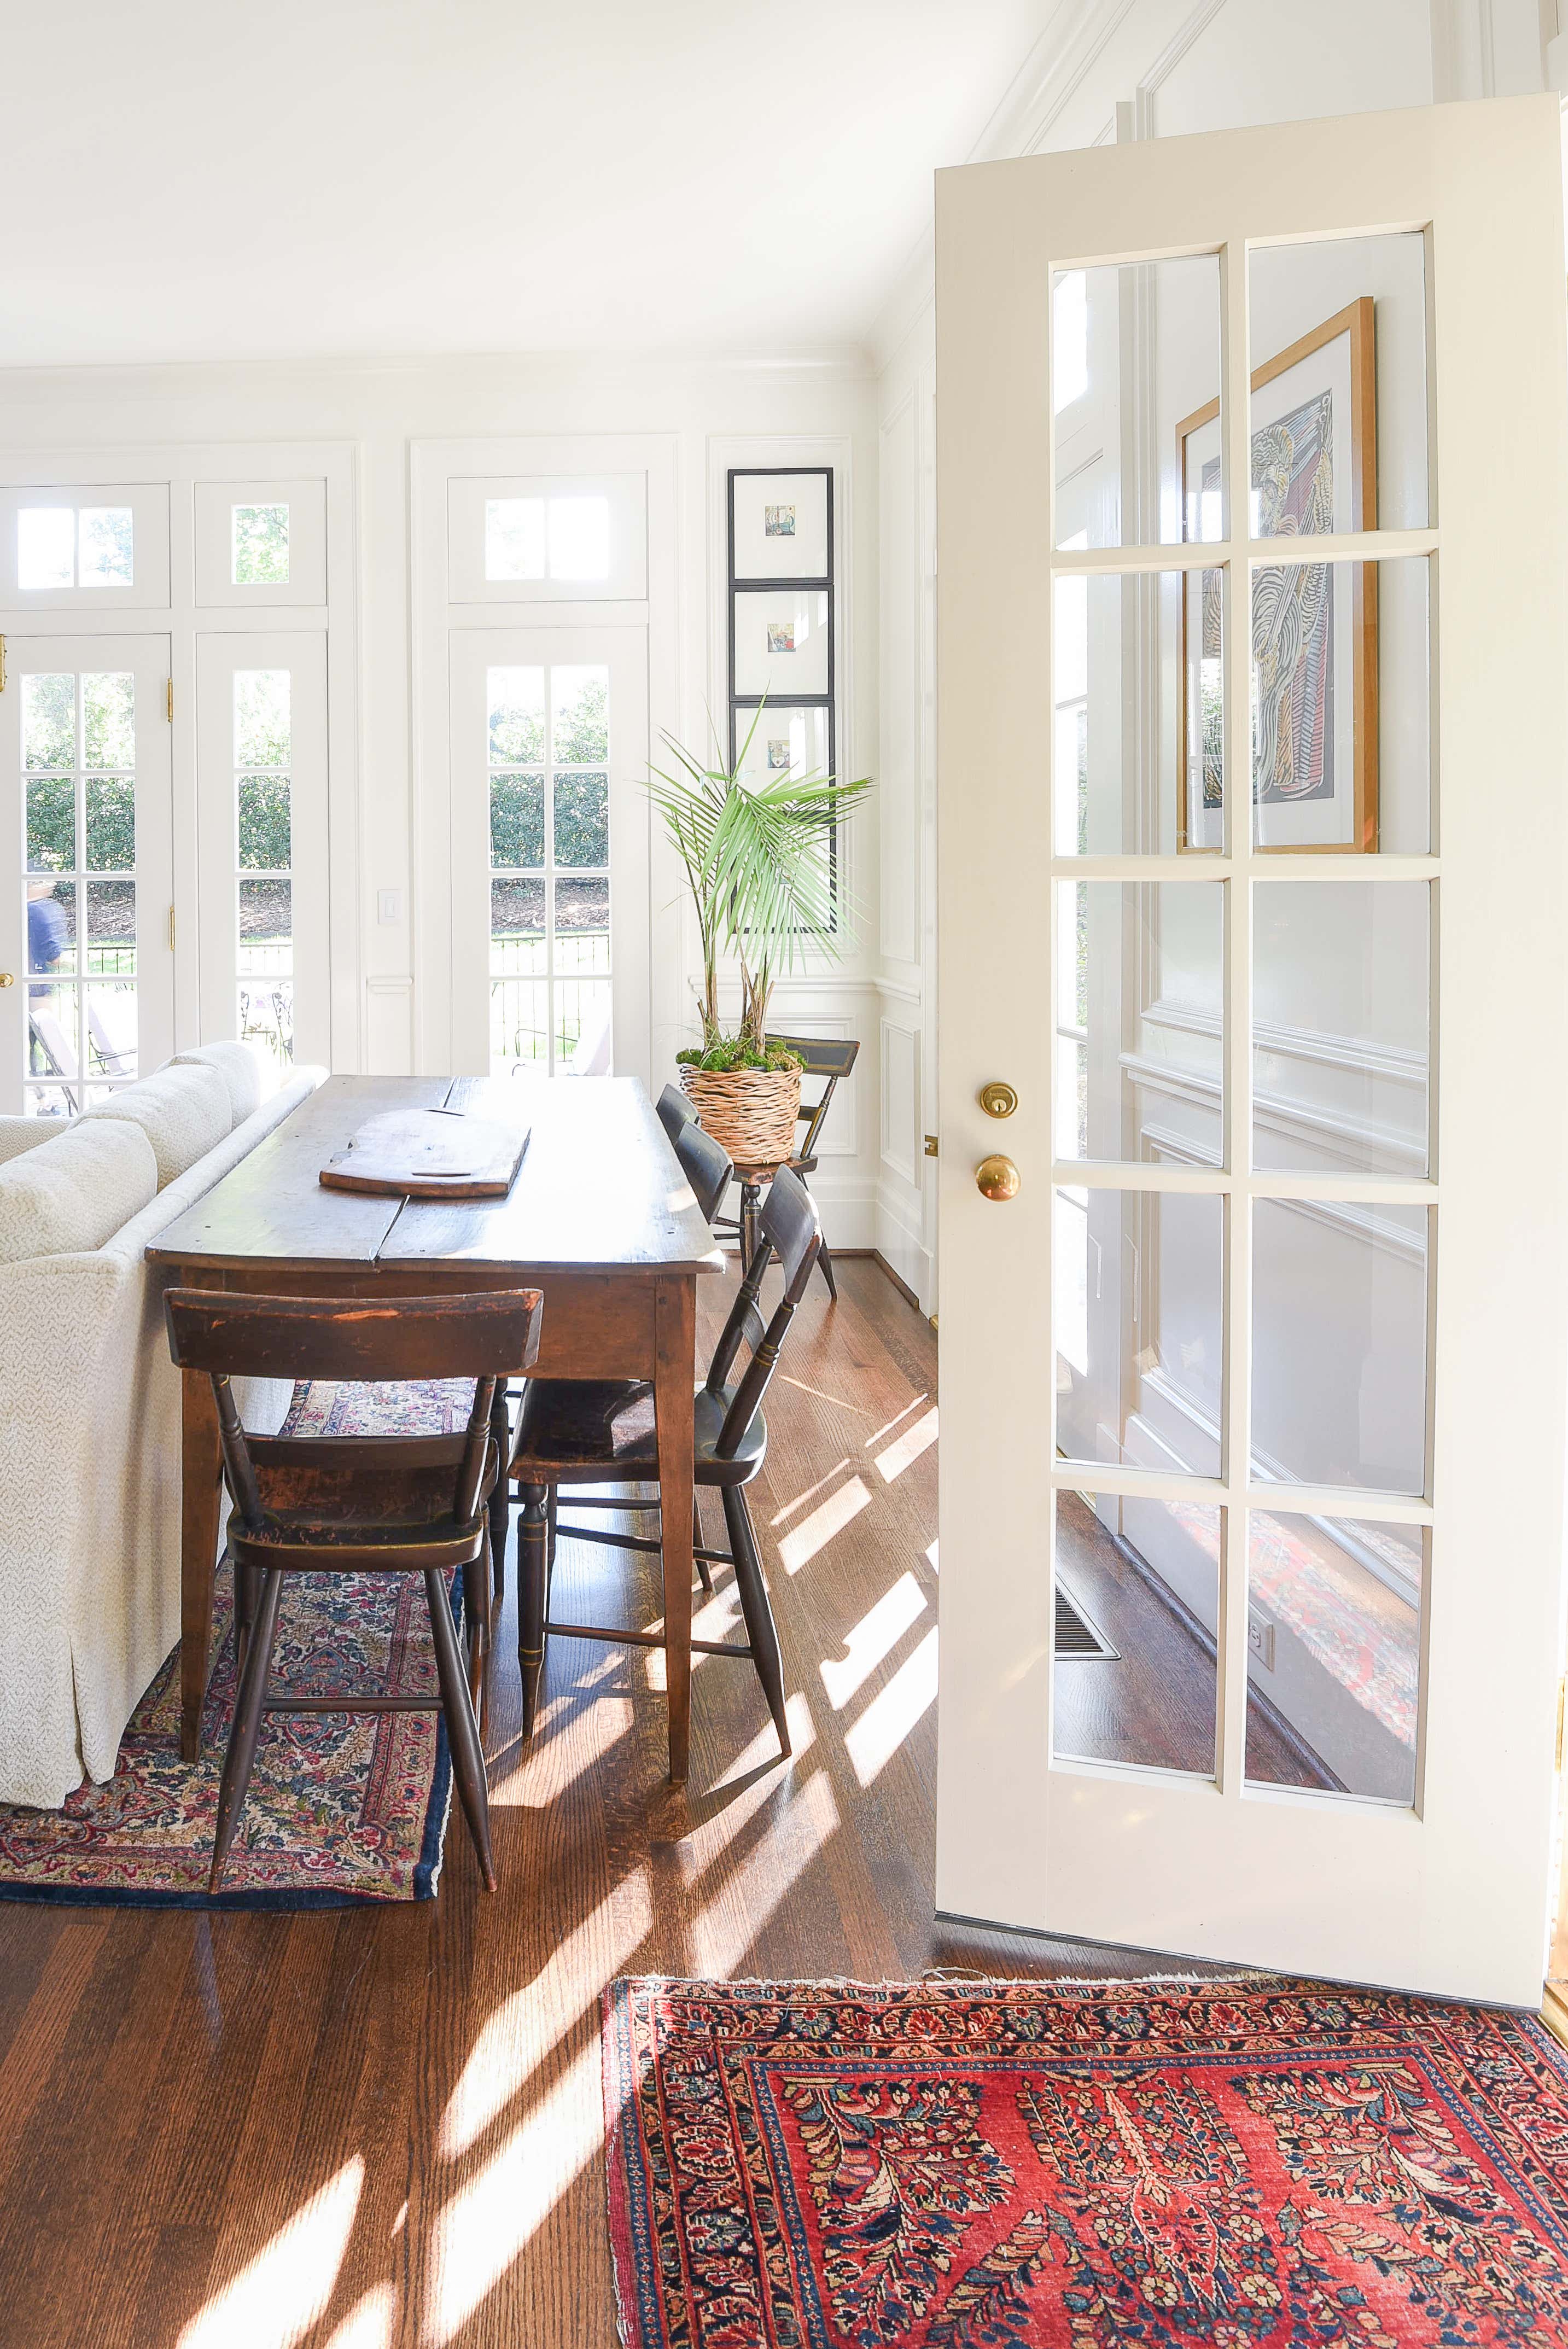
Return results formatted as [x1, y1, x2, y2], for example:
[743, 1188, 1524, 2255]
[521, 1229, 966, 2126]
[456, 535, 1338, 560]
[167, 906, 176, 953]
[166, 679, 173, 724]
[0, 637, 7, 695]
[923, 1133, 939, 1157]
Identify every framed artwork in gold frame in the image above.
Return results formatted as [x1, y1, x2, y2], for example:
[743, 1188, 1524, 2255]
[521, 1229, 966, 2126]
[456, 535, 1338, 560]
[1177, 296, 1378, 853]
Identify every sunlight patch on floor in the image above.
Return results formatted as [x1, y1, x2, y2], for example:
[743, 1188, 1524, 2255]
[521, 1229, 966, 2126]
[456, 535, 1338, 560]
[425, 2043, 603, 2345]
[178, 2157, 364, 2349]
[676, 1695, 816, 1887]
[770, 1458, 852, 1529]
[843, 1627, 938, 1788]
[441, 1870, 652, 2156]
[490, 1691, 633, 1806]
[872, 1406, 937, 1484]
[819, 1573, 928, 1711]
[691, 1766, 840, 1974]
[865, 1395, 928, 1448]
[779, 1474, 871, 1574]
[320, 2283, 395, 2349]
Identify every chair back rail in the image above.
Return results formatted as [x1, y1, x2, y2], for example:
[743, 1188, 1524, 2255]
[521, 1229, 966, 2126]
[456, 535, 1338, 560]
[673, 1117, 733, 1226]
[703, 1165, 820, 1460]
[655, 1084, 697, 1145]
[765, 1032, 859, 1164]
[165, 1286, 543, 1537]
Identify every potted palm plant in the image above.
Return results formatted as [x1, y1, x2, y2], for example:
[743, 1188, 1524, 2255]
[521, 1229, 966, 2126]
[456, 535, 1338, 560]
[647, 713, 872, 1167]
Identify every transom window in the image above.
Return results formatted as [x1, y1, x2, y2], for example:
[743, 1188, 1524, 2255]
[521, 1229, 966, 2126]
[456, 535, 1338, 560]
[20, 669, 138, 1115]
[232, 504, 289, 586]
[485, 497, 611, 584]
[18, 505, 133, 592]
[232, 671, 294, 1074]
[487, 661, 610, 1075]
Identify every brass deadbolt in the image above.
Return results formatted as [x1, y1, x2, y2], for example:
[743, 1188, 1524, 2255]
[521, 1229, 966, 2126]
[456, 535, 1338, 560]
[0, 974, 14, 989]
[978, 1081, 1017, 1119]
[976, 1153, 1021, 1202]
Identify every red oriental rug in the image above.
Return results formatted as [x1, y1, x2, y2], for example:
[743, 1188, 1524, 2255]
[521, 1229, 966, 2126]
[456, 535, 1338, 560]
[602, 1974, 1568, 2348]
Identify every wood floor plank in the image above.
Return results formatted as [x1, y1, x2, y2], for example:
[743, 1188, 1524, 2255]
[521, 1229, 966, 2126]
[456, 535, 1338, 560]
[0, 1256, 1231, 2349]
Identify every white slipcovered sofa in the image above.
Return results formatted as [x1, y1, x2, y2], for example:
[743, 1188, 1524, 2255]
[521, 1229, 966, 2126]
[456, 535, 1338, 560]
[0, 1044, 323, 1808]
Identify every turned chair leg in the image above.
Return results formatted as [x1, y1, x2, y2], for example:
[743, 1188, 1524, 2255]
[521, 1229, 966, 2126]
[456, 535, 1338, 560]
[425, 1566, 496, 1891]
[209, 1564, 286, 1895]
[464, 1529, 493, 1738]
[721, 1486, 791, 1757]
[518, 1481, 550, 1738]
[234, 1552, 263, 1675]
[546, 1484, 558, 1571]
[694, 1491, 713, 1594]
[815, 1232, 838, 1302]
[488, 1384, 511, 1599]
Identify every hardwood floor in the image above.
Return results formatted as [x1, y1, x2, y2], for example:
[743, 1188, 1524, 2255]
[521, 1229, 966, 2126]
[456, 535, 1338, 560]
[0, 1258, 1226, 2349]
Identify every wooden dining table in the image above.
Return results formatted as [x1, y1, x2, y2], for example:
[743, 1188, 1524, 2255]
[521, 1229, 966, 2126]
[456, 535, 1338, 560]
[147, 1074, 725, 1782]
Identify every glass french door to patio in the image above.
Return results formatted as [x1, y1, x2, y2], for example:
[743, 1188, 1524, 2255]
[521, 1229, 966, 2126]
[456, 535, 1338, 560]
[934, 95, 1568, 2003]
[0, 634, 173, 1116]
[448, 625, 649, 1085]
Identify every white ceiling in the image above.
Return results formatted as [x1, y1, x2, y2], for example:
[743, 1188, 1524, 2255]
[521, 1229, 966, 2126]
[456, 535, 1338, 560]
[2, 0, 1053, 369]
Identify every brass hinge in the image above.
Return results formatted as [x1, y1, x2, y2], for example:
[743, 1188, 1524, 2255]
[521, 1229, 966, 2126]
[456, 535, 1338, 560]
[0, 636, 7, 694]
[167, 905, 176, 953]
[923, 1133, 939, 1158]
[166, 678, 173, 724]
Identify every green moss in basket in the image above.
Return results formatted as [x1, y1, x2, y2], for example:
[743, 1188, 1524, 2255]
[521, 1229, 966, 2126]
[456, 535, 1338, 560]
[676, 1040, 805, 1075]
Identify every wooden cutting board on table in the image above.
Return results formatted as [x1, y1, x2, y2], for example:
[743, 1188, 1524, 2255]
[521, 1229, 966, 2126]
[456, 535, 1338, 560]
[319, 1109, 529, 1199]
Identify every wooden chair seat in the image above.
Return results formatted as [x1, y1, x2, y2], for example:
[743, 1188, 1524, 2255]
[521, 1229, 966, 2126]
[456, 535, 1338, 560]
[510, 1379, 765, 1487]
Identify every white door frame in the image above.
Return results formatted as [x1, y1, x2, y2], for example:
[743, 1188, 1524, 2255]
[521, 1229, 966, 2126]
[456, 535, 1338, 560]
[935, 95, 1568, 2004]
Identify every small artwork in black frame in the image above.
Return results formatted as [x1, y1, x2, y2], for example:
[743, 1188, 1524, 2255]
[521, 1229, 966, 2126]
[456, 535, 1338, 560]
[728, 466, 837, 928]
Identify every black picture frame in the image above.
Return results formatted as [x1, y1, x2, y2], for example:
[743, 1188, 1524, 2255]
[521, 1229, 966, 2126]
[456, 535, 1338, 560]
[727, 465, 837, 930]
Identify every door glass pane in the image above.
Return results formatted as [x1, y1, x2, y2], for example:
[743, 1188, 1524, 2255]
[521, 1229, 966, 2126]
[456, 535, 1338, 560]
[491, 876, 546, 968]
[1053, 571, 1225, 855]
[1056, 881, 1223, 1165]
[1252, 1198, 1427, 1495]
[1056, 1189, 1223, 1477]
[1254, 879, 1429, 1176]
[1053, 1490, 1219, 1778]
[22, 672, 140, 1117]
[1249, 235, 1428, 534]
[552, 773, 608, 867]
[232, 671, 293, 1077]
[486, 500, 546, 582]
[547, 496, 610, 580]
[1057, 254, 1222, 549]
[491, 773, 545, 869]
[1246, 1511, 1422, 1805]
[1252, 555, 1430, 853]
[489, 666, 546, 760]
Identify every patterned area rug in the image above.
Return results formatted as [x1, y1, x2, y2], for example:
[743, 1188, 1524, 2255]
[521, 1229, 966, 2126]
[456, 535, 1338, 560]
[603, 1975, 1568, 2348]
[0, 1377, 478, 1909]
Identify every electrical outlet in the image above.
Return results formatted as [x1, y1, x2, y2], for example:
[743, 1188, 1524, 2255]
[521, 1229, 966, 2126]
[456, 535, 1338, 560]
[1247, 1611, 1275, 1672]
[377, 888, 403, 925]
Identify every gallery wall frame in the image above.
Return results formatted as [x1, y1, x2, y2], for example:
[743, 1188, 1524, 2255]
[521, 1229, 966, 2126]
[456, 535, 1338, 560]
[1177, 295, 1378, 855]
[726, 464, 840, 926]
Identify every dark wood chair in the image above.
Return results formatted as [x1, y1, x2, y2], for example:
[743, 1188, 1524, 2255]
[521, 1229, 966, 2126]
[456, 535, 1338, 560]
[655, 1083, 696, 1146]
[508, 1163, 820, 1757]
[716, 1034, 859, 1296]
[673, 1112, 733, 1227]
[164, 1285, 543, 1895]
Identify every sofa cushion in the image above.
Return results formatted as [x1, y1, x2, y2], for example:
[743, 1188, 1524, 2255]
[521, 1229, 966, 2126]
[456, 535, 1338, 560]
[81, 1064, 231, 1188]
[0, 1118, 55, 1169]
[0, 1120, 158, 1263]
[167, 1039, 270, 1124]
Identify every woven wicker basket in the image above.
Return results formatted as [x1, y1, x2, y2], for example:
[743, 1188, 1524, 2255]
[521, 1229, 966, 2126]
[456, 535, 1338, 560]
[678, 1063, 801, 1170]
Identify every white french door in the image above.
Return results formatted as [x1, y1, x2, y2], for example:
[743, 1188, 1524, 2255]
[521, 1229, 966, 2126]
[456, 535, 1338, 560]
[195, 631, 330, 1076]
[935, 96, 1568, 2003]
[448, 625, 649, 1085]
[0, 634, 173, 1116]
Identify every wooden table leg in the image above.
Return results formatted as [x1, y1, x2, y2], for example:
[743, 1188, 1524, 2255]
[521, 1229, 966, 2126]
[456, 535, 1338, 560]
[180, 1366, 226, 1762]
[654, 1275, 696, 1785]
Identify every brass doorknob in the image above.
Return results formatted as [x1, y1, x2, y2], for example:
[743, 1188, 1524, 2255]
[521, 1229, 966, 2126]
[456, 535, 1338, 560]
[976, 1153, 1021, 1202]
[0, 974, 13, 989]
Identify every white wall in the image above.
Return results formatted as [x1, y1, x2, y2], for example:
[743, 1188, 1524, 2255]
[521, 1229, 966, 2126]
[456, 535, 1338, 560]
[869, 0, 1552, 1318]
[0, 353, 888, 1247]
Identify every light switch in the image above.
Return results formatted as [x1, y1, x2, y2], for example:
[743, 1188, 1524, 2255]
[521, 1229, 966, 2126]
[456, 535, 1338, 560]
[377, 889, 403, 925]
